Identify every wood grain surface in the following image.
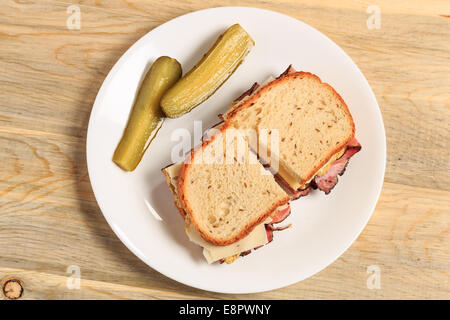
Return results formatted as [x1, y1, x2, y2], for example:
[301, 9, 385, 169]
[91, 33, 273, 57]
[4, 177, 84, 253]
[0, 0, 449, 299]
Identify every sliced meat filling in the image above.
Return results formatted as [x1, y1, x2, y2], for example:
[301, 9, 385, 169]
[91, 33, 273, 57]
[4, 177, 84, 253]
[313, 138, 361, 194]
[274, 173, 312, 199]
[274, 138, 361, 197]
[219, 205, 292, 263]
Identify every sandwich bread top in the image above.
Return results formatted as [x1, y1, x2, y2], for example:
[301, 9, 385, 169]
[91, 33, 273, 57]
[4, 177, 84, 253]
[225, 67, 355, 190]
[178, 124, 290, 246]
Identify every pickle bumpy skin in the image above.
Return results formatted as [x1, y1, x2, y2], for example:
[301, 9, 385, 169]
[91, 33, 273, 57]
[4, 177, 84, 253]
[113, 56, 182, 171]
[160, 24, 254, 118]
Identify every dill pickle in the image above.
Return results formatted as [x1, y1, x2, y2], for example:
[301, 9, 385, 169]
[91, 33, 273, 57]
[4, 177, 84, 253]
[113, 56, 182, 171]
[160, 24, 254, 118]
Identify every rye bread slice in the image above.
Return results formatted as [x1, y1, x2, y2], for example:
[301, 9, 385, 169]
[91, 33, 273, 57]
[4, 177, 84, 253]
[225, 67, 356, 190]
[177, 124, 290, 246]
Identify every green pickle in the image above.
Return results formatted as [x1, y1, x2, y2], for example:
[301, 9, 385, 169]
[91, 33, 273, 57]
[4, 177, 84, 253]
[113, 56, 182, 171]
[161, 24, 254, 118]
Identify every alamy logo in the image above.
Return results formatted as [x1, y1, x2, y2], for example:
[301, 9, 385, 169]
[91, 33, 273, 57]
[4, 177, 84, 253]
[66, 5, 81, 30]
[366, 5, 381, 30]
[170, 121, 280, 175]
[66, 265, 81, 289]
[366, 265, 381, 289]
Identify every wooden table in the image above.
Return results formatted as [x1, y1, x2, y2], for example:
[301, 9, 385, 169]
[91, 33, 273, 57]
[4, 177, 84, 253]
[1, 0, 449, 300]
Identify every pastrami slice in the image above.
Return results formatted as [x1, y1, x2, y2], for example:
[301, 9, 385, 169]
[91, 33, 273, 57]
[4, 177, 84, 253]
[314, 139, 361, 194]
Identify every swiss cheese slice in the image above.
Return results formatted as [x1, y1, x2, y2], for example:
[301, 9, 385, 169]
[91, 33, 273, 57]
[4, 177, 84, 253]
[185, 221, 269, 264]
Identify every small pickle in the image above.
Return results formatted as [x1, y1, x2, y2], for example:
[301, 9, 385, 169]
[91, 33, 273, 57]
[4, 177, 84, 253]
[113, 56, 182, 171]
[161, 24, 254, 118]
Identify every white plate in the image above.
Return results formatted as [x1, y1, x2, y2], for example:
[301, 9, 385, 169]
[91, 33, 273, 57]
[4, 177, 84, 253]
[87, 7, 386, 294]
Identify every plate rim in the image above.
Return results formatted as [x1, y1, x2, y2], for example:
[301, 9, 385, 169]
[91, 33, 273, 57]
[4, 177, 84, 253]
[86, 6, 386, 294]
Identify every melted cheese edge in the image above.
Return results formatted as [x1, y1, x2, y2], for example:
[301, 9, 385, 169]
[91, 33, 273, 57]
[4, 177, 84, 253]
[186, 219, 270, 264]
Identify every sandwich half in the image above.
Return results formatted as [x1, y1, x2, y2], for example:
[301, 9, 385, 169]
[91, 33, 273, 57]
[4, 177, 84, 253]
[223, 66, 361, 198]
[162, 124, 291, 264]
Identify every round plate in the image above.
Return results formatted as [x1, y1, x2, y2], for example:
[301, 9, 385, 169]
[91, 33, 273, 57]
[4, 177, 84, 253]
[87, 7, 386, 294]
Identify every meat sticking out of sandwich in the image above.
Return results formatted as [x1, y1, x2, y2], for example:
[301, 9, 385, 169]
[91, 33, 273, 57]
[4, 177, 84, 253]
[162, 125, 291, 264]
[222, 66, 361, 199]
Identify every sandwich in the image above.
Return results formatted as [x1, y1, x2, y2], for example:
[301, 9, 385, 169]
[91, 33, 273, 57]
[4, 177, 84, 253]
[162, 124, 291, 264]
[222, 66, 361, 198]
[161, 65, 361, 264]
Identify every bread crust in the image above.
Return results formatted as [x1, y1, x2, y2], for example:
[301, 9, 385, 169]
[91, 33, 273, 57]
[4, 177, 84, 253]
[161, 166, 187, 219]
[177, 123, 290, 246]
[225, 70, 356, 188]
